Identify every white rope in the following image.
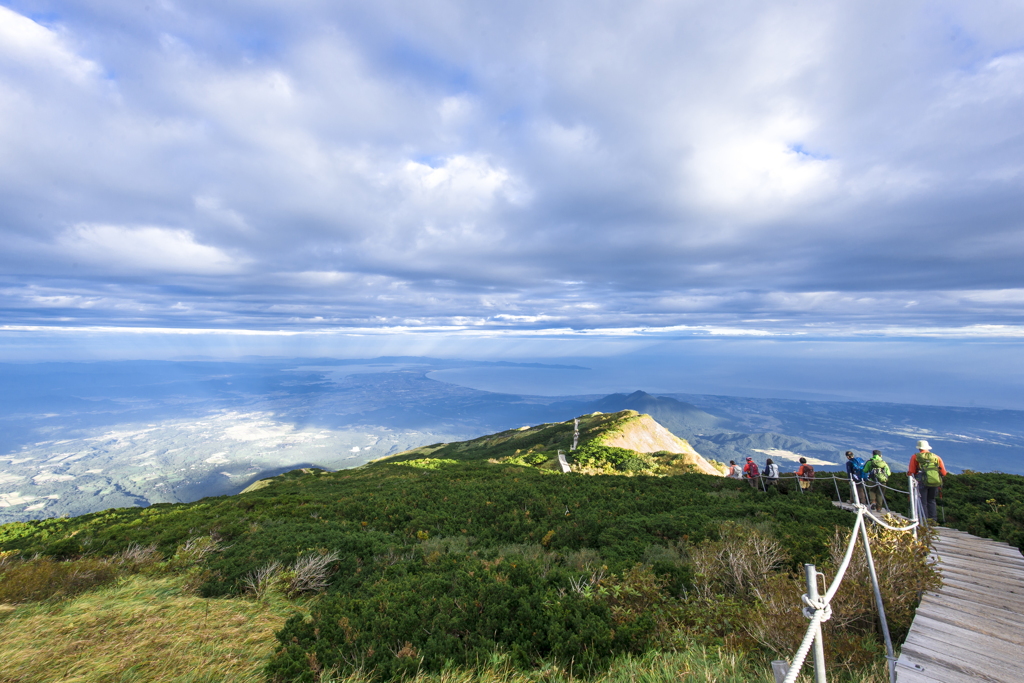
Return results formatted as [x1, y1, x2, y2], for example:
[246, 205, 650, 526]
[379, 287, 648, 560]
[861, 506, 919, 532]
[823, 508, 864, 604]
[782, 508, 865, 683]
[780, 482, 928, 683]
[782, 608, 827, 683]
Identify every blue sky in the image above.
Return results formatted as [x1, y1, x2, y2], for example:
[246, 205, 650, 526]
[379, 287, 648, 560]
[1, 1, 1023, 404]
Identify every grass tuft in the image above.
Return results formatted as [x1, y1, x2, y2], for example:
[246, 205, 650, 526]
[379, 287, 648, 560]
[0, 555, 119, 604]
[0, 573, 304, 682]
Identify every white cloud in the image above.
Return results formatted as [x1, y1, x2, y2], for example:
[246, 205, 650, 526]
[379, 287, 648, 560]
[0, 7, 100, 84]
[0, 1, 1022, 337]
[399, 155, 528, 209]
[56, 224, 245, 275]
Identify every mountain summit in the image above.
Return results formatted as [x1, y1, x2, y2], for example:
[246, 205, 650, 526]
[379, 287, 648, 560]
[594, 412, 722, 475]
[381, 409, 725, 477]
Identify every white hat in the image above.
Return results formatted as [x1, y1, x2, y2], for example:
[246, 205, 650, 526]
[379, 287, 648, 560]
[917, 440, 930, 450]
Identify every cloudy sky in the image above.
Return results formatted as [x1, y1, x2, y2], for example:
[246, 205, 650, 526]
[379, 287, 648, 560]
[1, 2, 1023, 383]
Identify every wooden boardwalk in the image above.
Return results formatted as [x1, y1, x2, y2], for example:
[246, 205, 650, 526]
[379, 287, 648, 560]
[896, 526, 1024, 682]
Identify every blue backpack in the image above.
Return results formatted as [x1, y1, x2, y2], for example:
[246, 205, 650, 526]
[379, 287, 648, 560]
[848, 457, 865, 480]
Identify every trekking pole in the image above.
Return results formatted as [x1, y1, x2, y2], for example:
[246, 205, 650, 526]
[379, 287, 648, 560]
[940, 487, 945, 524]
[913, 479, 921, 540]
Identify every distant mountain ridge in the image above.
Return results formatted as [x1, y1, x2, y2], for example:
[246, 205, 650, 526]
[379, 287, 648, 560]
[584, 390, 728, 434]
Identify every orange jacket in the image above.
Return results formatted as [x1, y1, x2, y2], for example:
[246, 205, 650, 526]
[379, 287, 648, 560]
[908, 451, 947, 477]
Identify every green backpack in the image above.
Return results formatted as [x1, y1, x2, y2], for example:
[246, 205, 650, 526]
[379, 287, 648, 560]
[863, 456, 890, 484]
[917, 451, 943, 487]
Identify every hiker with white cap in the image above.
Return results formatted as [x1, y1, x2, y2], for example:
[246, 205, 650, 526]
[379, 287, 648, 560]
[908, 440, 947, 521]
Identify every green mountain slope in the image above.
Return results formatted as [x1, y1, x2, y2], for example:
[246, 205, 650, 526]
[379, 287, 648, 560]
[377, 410, 726, 476]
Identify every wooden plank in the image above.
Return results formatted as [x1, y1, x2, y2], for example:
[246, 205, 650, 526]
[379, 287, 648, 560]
[931, 548, 1024, 572]
[915, 607, 1024, 647]
[910, 613, 1024, 653]
[933, 583, 1024, 614]
[932, 537, 1024, 558]
[936, 549, 1024, 569]
[917, 595, 1024, 634]
[937, 569, 1024, 593]
[938, 560, 1024, 584]
[932, 551, 1024, 575]
[903, 620, 1023, 671]
[899, 640, 1009, 683]
[933, 541, 1024, 561]
[933, 569, 1024, 593]
[905, 638, 1024, 679]
[920, 593, 1024, 626]
[895, 655, 979, 683]
[902, 632, 1021, 682]
[905, 626, 1024, 667]
[936, 576, 1024, 609]
[937, 529, 1014, 547]
[932, 535, 1023, 555]
[932, 535, 1022, 552]
[937, 573, 1024, 601]
[937, 557, 1024, 577]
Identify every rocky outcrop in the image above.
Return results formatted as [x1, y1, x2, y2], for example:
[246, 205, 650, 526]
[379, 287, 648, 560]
[595, 412, 724, 476]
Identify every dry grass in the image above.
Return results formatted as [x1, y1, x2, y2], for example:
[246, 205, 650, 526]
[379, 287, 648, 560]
[0, 573, 305, 683]
[0, 556, 120, 604]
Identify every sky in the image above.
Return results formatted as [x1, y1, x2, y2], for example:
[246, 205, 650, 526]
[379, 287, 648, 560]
[1, 1, 1023, 404]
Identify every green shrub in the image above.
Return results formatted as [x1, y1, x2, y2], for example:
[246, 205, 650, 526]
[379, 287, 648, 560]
[573, 444, 640, 470]
[266, 554, 656, 682]
[393, 459, 459, 470]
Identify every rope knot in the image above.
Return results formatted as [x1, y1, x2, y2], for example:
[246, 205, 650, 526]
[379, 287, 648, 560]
[800, 593, 833, 622]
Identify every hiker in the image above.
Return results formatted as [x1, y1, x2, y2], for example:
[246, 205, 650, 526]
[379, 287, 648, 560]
[742, 456, 760, 489]
[845, 451, 868, 505]
[728, 460, 742, 479]
[909, 440, 947, 521]
[796, 457, 814, 491]
[862, 450, 891, 511]
[764, 458, 780, 487]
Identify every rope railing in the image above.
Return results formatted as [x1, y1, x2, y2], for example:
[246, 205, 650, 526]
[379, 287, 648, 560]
[769, 473, 924, 683]
[752, 469, 917, 519]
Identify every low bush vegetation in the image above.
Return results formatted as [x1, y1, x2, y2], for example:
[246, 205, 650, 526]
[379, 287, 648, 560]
[1, 429, 978, 682]
[937, 471, 1024, 550]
